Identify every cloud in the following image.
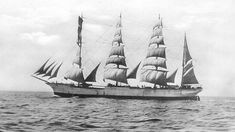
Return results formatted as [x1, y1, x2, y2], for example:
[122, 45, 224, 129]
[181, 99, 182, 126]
[20, 32, 60, 45]
[84, 23, 104, 33]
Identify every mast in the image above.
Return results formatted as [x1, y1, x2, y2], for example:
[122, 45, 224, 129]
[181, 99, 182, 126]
[103, 14, 128, 85]
[64, 15, 85, 83]
[140, 14, 167, 87]
[181, 33, 199, 86]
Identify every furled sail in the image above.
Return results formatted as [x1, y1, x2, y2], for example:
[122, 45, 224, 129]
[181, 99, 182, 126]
[140, 15, 168, 86]
[42, 64, 57, 77]
[49, 63, 63, 79]
[34, 58, 51, 75]
[166, 69, 178, 83]
[127, 62, 141, 79]
[103, 14, 128, 84]
[181, 34, 199, 85]
[64, 16, 85, 83]
[85, 63, 101, 82]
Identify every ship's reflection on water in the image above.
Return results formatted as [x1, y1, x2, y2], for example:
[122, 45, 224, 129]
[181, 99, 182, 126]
[0, 92, 234, 131]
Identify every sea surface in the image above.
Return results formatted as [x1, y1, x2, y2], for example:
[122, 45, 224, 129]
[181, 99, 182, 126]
[0, 91, 234, 132]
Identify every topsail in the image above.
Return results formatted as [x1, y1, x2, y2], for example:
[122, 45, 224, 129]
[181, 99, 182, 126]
[140, 15, 167, 86]
[64, 16, 85, 83]
[103, 14, 128, 84]
[181, 34, 199, 85]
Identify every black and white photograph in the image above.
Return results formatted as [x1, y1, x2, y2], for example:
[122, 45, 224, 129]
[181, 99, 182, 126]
[0, 0, 235, 131]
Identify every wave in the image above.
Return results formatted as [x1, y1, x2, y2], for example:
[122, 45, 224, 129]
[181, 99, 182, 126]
[3, 112, 15, 114]
[79, 123, 101, 128]
[176, 107, 199, 112]
[131, 118, 162, 123]
[16, 104, 29, 108]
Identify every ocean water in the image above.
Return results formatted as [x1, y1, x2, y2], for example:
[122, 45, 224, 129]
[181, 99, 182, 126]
[0, 91, 234, 132]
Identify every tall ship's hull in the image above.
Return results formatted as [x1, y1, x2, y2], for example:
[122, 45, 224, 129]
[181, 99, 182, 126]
[47, 83, 202, 100]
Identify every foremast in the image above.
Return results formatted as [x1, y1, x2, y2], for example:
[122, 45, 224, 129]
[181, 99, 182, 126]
[64, 15, 85, 83]
[181, 33, 199, 86]
[103, 14, 128, 86]
[140, 15, 167, 87]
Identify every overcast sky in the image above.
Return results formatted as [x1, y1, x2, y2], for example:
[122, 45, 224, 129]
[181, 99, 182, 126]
[0, 0, 234, 97]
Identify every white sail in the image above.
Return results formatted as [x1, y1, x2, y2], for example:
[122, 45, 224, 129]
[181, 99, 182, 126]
[151, 28, 163, 38]
[109, 45, 125, 57]
[149, 36, 164, 45]
[140, 69, 167, 85]
[112, 35, 123, 44]
[140, 15, 167, 86]
[73, 48, 82, 66]
[64, 66, 84, 83]
[142, 57, 166, 69]
[106, 56, 126, 66]
[104, 67, 127, 83]
[104, 14, 128, 85]
[153, 16, 163, 29]
[146, 47, 166, 58]
[114, 28, 122, 36]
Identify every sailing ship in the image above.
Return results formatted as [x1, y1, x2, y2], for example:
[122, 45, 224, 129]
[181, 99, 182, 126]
[32, 14, 202, 100]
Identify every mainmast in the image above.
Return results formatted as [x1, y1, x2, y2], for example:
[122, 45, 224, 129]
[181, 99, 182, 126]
[64, 15, 85, 83]
[140, 15, 167, 87]
[103, 14, 128, 85]
[181, 33, 199, 86]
